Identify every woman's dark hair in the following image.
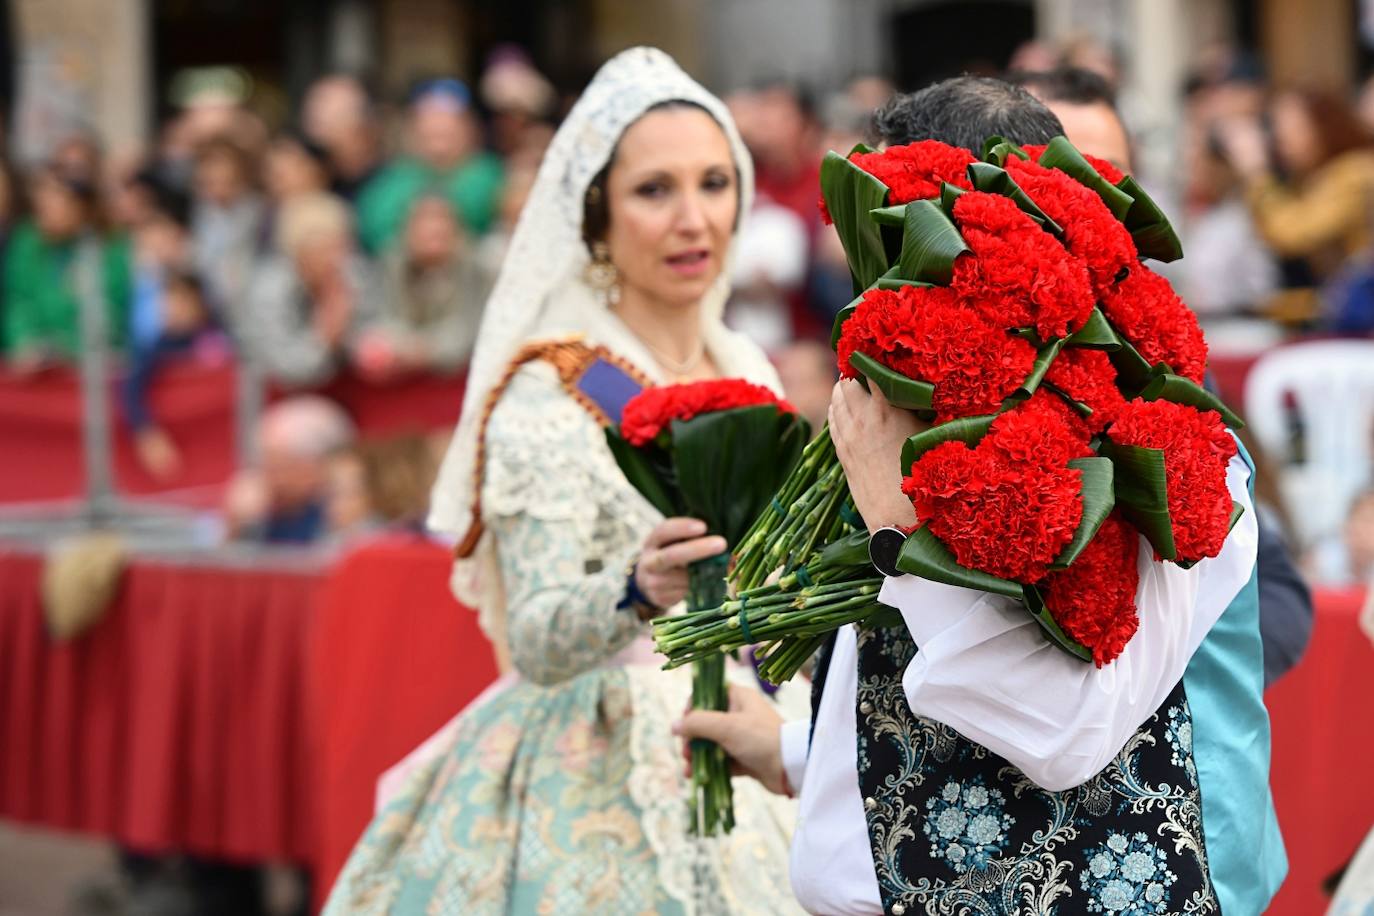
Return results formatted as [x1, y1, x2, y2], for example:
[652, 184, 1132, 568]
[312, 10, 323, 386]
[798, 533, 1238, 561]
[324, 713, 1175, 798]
[581, 99, 726, 247]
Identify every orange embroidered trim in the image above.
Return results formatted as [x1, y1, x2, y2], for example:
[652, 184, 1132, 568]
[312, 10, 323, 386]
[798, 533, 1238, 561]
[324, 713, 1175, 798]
[453, 337, 653, 558]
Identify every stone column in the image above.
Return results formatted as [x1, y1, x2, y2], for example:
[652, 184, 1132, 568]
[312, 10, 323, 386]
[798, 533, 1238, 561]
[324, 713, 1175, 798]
[12, 0, 150, 163]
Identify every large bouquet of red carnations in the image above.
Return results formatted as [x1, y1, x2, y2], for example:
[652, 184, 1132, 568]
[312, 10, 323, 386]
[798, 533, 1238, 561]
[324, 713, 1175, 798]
[605, 378, 808, 836]
[654, 136, 1243, 679]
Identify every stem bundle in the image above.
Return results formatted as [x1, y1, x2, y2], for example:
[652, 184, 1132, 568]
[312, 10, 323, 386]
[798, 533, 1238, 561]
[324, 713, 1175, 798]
[686, 554, 733, 836]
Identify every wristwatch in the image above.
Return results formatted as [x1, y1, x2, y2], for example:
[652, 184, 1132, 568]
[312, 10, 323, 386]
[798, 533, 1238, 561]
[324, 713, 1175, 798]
[617, 561, 662, 621]
[868, 526, 908, 577]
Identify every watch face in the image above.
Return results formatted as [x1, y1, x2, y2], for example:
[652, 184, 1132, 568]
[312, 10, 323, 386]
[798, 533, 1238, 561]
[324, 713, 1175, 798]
[868, 526, 908, 578]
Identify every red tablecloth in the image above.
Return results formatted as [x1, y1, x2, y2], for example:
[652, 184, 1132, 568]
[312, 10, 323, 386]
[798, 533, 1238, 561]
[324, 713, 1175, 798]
[0, 547, 320, 863]
[0, 538, 498, 888]
[1265, 586, 1374, 915]
[0, 366, 466, 505]
[307, 539, 499, 905]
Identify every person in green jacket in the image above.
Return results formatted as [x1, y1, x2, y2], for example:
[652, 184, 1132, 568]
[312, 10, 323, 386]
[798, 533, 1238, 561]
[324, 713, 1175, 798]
[3, 167, 131, 369]
[354, 78, 504, 253]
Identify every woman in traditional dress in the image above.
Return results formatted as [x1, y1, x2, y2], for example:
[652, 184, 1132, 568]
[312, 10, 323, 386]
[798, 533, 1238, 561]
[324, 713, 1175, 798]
[322, 47, 807, 915]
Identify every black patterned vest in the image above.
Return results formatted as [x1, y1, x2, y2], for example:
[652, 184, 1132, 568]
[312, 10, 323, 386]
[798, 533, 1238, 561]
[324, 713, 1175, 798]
[811, 625, 1220, 916]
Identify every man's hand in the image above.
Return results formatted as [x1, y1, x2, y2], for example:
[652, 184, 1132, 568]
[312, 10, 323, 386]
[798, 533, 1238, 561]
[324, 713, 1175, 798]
[828, 379, 926, 532]
[674, 685, 790, 796]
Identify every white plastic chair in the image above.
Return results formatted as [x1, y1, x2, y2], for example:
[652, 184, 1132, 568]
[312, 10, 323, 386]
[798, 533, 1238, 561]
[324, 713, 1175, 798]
[1244, 340, 1374, 546]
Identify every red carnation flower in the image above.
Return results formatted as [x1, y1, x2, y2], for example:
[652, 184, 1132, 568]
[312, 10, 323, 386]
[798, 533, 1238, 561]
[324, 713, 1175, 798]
[1021, 143, 1127, 185]
[619, 379, 794, 447]
[848, 140, 977, 205]
[1044, 348, 1128, 433]
[1004, 155, 1138, 299]
[1099, 265, 1208, 383]
[903, 398, 1088, 582]
[985, 394, 1094, 466]
[1107, 399, 1237, 563]
[1039, 511, 1141, 666]
[836, 284, 1038, 421]
[948, 191, 1096, 340]
[1021, 388, 1095, 441]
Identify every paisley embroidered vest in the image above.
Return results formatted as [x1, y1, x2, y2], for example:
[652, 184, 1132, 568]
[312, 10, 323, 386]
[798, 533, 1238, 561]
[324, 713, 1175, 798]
[813, 625, 1220, 916]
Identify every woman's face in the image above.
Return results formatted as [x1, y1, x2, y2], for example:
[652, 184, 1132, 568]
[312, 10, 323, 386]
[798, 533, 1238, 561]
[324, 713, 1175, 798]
[1272, 93, 1322, 175]
[601, 107, 738, 310]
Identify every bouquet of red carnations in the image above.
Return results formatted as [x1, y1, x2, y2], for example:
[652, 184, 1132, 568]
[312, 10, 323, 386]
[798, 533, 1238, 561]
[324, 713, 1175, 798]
[605, 378, 808, 835]
[654, 136, 1243, 680]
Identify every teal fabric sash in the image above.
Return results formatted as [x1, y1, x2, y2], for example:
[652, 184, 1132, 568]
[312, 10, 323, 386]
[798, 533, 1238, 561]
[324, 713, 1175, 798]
[1184, 439, 1288, 913]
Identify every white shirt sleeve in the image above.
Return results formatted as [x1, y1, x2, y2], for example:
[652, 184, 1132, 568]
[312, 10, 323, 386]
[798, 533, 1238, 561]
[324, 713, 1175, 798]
[779, 717, 813, 795]
[880, 449, 1258, 792]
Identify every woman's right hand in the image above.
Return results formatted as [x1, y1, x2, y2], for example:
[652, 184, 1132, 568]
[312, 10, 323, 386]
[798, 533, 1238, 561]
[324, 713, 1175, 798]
[635, 517, 727, 613]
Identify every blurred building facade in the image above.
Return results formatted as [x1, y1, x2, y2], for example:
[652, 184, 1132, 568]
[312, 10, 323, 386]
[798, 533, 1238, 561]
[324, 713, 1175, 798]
[6, 0, 1371, 168]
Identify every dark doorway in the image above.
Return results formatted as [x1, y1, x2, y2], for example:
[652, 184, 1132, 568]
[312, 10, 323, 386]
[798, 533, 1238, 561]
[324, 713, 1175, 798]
[889, 0, 1036, 91]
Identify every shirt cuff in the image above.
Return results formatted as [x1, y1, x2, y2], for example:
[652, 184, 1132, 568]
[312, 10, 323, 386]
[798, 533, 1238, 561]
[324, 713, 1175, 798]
[779, 717, 811, 796]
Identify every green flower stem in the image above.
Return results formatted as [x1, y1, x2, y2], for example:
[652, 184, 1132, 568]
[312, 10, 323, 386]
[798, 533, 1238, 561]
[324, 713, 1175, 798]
[731, 434, 837, 590]
[730, 431, 834, 588]
[657, 584, 883, 668]
[653, 581, 874, 652]
[686, 553, 733, 836]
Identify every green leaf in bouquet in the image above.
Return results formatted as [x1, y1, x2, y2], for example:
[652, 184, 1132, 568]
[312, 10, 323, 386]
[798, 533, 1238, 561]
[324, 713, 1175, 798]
[939, 181, 968, 215]
[1021, 584, 1094, 662]
[848, 351, 935, 411]
[818, 528, 880, 569]
[876, 276, 934, 291]
[870, 204, 906, 227]
[1036, 136, 1133, 220]
[1135, 372, 1245, 430]
[966, 161, 1063, 234]
[900, 413, 997, 471]
[1011, 338, 1066, 402]
[830, 302, 857, 351]
[894, 526, 1025, 600]
[1099, 439, 1177, 561]
[897, 198, 970, 285]
[1041, 381, 1095, 420]
[671, 405, 809, 547]
[981, 136, 1031, 167]
[1117, 174, 1184, 263]
[1064, 308, 1122, 350]
[1106, 336, 1162, 394]
[821, 148, 892, 292]
[1051, 457, 1115, 569]
[604, 429, 682, 519]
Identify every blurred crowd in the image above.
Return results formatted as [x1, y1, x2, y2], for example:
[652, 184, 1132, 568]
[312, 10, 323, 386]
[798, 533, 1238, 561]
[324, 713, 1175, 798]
[1, 38, 1372, 589]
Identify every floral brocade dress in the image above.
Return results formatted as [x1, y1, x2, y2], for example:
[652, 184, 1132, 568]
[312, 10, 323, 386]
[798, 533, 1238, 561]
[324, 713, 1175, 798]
[323, 359, 808, 915]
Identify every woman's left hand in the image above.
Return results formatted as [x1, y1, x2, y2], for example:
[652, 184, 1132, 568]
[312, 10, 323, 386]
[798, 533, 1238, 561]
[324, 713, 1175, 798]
[635, 517, 728, 612]
[829, 379, 926, 533]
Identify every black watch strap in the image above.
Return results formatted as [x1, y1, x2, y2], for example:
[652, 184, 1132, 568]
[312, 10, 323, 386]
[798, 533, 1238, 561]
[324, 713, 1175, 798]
[868, 526, 908, 578]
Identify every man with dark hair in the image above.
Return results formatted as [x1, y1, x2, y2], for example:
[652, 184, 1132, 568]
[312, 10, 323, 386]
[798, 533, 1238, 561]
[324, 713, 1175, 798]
[871, 74, 1062, 153]
[1006, 66, 1133, 173]
[679, 75, 1285, 915]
